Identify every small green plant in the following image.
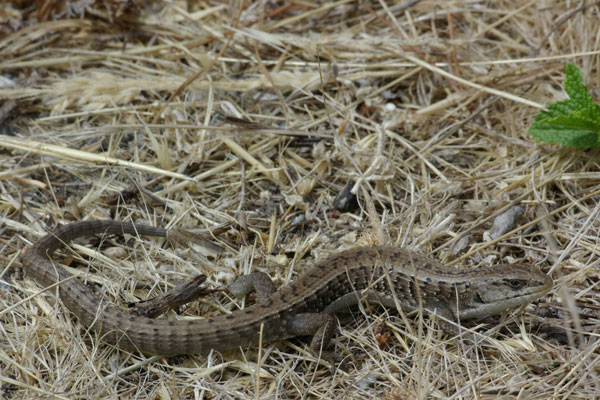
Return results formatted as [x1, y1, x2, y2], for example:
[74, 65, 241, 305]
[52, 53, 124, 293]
[528, 63, 600, 148]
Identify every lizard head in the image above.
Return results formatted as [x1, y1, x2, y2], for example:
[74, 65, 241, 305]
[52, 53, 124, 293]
[459, 264, 552, 319]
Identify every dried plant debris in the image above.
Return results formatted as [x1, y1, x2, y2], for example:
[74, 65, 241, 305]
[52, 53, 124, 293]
[333, 180, 359, 212]
[490, 206, 525, 240]
[0, 1, 599, 399]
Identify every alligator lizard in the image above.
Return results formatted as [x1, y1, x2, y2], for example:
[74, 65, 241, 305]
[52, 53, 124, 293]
[21, 220, 552, 356]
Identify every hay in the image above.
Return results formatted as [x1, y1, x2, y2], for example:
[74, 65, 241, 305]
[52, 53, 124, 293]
[1, 1, 599, 398]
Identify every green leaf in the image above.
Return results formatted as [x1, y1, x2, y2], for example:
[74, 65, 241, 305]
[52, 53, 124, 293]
[528, 63, 600, 148]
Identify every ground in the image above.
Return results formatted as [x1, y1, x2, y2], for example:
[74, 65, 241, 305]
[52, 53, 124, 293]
[1, 1, 599, 399]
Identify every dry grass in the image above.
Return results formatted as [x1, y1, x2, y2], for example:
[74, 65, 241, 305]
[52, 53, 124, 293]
[1, 1, 599, 398]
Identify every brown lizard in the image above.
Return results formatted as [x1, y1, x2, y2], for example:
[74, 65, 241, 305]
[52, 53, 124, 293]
[21, 220, 552, 356]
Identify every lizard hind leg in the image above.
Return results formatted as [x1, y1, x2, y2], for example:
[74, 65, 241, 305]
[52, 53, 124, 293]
[284, 313, 338, 371]
[226, 272, 277, 302]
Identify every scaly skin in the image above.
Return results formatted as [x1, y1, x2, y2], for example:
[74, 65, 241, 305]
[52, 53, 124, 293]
[22, 220, 553, 356]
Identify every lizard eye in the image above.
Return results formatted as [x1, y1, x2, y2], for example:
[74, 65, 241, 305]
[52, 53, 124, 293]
[473, 292, 485, 304]
[505, 279, 526, 290]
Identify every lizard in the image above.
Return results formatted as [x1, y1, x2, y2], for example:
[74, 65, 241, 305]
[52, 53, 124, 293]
[21, 220, 553, 356]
